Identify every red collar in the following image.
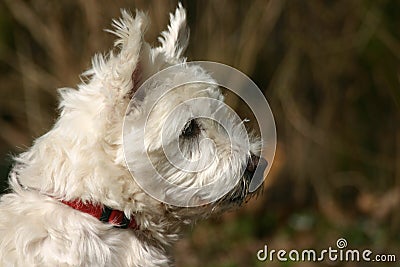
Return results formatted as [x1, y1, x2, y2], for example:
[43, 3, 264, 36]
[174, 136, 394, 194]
[61, 200, 139, 230]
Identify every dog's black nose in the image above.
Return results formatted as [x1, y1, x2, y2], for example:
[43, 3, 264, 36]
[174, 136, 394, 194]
[245, 154, 268, 192]
[246, 154, 267, 174]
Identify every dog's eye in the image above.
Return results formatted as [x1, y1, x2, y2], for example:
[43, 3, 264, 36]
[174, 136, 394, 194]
[181, 119, 201, 138]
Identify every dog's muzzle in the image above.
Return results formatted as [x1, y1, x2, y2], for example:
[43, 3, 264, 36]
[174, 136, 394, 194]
[224, 154, 268, 205]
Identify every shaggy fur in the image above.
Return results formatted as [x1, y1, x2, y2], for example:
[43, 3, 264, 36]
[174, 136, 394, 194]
[0, 4, 262, 267]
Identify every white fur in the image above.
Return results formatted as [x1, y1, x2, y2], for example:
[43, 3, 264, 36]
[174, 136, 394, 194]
[0, 4, 260, 266]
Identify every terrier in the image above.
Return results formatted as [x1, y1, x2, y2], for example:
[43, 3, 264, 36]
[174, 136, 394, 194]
[0, 4, 266, 266]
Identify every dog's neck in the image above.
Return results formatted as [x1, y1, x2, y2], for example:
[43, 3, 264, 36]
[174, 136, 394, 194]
[61, 199, 139, 229]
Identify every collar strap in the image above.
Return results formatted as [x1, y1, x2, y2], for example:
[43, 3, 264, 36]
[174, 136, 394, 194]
[61, 200, 139, 230]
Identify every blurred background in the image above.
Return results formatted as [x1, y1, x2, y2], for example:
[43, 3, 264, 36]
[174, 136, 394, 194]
[0, 0, 399, 266]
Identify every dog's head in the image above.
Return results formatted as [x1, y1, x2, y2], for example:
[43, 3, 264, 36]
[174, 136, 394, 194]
[118, 4, 267, 213]
[16, 4, 269, 226]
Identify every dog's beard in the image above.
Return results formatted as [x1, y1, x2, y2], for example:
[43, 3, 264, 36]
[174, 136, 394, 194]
[213, 170, 264, 211]
[163, 175, 263, 222]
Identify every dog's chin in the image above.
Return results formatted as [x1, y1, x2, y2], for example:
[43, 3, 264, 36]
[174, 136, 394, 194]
[210, 171, 264, 213]
[164, 175, 263, 222]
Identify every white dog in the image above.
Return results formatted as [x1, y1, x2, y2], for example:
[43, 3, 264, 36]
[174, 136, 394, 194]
[0, 4, 266, 266]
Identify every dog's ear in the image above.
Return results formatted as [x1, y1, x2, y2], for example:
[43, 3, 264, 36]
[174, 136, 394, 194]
[127, 3, 189, 100]
[80, 10, 148, 101]
[153, 3, 189, 62]
[82, 5, 189, 104]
